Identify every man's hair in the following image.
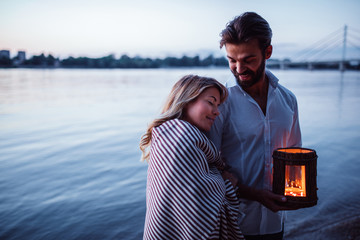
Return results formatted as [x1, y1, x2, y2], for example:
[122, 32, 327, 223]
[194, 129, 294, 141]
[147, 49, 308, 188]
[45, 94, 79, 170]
[220, 12, 272, 52]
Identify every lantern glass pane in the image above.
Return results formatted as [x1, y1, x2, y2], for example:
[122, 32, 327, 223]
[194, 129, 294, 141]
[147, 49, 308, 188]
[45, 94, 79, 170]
[284, 165, 306, 197]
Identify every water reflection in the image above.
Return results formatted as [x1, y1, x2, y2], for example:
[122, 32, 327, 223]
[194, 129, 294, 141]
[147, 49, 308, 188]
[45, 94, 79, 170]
[336, 72, 345, 121]
[1, 69, 360, 240]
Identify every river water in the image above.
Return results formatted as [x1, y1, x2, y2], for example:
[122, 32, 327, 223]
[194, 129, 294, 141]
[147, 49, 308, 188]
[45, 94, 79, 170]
[0, 68, 359, 239]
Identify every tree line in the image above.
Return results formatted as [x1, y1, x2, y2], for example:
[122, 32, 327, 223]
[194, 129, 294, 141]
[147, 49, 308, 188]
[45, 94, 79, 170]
[0, 53, 228, 68]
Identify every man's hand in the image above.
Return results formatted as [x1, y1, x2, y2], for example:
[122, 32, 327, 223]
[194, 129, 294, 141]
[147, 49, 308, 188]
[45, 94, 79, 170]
[236, 184, 300, 212]
[257, 190, 299, 212]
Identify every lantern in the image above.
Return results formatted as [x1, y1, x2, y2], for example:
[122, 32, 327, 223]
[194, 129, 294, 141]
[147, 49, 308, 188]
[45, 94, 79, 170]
[272, 147, 318, 208]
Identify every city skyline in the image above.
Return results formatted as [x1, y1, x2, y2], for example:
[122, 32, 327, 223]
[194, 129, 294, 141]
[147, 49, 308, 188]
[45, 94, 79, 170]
[1, 0, 360, 60]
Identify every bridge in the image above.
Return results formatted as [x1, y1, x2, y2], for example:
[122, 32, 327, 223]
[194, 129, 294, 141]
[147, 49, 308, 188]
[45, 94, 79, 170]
[267, 25, 360, 71]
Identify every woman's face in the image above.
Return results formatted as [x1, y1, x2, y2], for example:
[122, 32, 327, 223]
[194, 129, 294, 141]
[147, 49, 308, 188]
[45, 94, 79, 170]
[183, 87, 221, 132]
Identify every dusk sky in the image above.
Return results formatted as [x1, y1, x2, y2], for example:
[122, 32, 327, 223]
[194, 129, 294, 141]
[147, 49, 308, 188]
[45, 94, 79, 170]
[1, 0, 359, 60]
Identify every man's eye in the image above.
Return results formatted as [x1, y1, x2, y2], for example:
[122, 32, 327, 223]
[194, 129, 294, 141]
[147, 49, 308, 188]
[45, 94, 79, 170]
[208, 101, 214, 105]
[245, 58, 256, 63]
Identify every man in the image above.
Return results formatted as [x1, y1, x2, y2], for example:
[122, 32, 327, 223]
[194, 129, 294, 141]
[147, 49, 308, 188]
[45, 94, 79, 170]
[207, 12, 302, 240]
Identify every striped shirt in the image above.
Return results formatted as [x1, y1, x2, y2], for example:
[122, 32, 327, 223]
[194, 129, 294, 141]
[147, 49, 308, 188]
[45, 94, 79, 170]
[144, 119, 244, 239]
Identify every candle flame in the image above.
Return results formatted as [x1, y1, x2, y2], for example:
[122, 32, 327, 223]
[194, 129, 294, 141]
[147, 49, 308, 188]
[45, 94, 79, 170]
[285, 186, 306, 197]
[284, 165, 306, 197]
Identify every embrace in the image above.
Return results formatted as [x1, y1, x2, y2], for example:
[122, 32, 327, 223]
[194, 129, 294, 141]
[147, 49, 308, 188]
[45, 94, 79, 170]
[140, 12, 301, 240]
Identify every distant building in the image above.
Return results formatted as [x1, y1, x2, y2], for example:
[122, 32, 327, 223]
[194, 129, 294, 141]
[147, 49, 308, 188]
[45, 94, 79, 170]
[54, 58, 61, 68]
[0, 50, 11, 66]
[17, 51, 26, 62]
[13, 50, 27, 66]
[0, 50, 10, 59]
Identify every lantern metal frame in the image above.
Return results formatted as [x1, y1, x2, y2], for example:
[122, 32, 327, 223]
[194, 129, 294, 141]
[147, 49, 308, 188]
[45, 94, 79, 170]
[272, 147, 318, 208]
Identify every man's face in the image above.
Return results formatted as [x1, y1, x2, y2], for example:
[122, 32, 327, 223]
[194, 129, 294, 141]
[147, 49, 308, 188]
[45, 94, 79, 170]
[225, 39, 272, 88]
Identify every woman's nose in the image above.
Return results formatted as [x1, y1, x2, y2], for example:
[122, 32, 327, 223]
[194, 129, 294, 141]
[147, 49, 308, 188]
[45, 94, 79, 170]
[213, 107, 220, 116]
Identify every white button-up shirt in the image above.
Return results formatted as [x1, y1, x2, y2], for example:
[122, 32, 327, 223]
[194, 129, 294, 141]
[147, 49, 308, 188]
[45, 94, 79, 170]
[207, 69, 302, 235]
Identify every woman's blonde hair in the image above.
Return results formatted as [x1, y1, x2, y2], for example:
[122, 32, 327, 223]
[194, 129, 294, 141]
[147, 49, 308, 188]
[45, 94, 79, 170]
[139, 74, 228, 161]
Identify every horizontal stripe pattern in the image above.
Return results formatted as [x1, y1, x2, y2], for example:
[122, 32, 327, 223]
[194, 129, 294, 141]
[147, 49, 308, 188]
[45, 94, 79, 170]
[144, 119, 244, 239]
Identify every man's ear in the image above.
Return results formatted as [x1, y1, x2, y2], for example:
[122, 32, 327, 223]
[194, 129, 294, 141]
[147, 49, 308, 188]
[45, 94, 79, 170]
[265, 45, 273, 60]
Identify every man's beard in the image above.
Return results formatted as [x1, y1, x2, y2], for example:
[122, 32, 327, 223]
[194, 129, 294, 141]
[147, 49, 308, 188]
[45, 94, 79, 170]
[232, 59, 266, 88]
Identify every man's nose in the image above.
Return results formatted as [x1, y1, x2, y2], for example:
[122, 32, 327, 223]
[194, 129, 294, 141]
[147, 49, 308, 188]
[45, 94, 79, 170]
[236, 62, 246, 73]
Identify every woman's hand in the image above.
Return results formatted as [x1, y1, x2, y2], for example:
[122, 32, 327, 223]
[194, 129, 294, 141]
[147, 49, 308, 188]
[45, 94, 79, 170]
[221, 170, 239, 188]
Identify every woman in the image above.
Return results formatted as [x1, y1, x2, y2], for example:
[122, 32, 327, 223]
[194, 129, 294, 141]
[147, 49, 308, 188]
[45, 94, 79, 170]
[140, 75, 244, 239]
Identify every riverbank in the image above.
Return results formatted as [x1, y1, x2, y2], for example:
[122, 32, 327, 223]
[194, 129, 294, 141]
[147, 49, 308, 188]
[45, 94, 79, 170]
[285, 215, 360, 240]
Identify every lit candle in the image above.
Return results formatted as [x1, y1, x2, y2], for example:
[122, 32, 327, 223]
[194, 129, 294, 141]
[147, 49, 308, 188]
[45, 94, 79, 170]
[285, 187, 306, 197]
[284, 164, 306, 197]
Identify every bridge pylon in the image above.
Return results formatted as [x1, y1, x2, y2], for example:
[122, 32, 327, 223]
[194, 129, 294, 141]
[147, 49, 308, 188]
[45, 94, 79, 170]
[340, 25, 348, 71]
